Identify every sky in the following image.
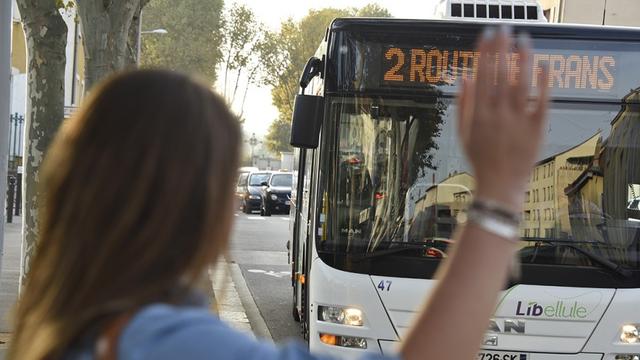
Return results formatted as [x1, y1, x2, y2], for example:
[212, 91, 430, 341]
[221, 0, 442, 138]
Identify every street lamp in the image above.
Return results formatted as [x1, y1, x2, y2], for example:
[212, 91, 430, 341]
[137, 28, 168, 64]
[247, 133, 261, 167]
[141, 28, 168, 35]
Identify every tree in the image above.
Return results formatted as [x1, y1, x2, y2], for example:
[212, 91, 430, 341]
[76, 0, 142, 90]
[354, 3, 392, 17]
[125, 0, 153, 66]
[264, 116, 293, 154]
[140, 0, 224, 83]
[15, 0, 68, 285]
[262, 5, 392, 153]
[219, 3, 265, 120]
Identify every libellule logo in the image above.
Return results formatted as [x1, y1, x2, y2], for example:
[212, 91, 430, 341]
[515, 300, 588, 319]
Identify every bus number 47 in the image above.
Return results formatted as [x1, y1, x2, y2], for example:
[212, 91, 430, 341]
[378, 280, 392, 292]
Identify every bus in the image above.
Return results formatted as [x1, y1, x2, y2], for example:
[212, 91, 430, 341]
[287, 1, 640, 358]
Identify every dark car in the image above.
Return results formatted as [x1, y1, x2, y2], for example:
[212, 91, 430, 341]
[239, 171, 271, 214]
[260, 172, 293, 216]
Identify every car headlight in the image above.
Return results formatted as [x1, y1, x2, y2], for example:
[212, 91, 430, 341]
[270, 194, 278, 201]
[318, 305, 363, 326]
[248, 195, 260, 200]
[621, 324, 640, 343]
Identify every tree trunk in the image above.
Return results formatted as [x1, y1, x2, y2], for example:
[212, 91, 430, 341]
[125, 0, 152, 67]
[15, 0, 68, 286]
[77, 0, 141, 90]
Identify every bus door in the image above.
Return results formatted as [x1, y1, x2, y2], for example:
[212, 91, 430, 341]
[292, 148, 315, 325]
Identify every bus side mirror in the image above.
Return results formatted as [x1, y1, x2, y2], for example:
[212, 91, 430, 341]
[290, 94, 324, 149]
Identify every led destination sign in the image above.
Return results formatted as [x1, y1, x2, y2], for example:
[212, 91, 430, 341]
[383, 47, 617, 92]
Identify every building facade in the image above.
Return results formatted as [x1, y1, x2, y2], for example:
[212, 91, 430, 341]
[540, 0, 640, 26]
[522, 133, 601, 239]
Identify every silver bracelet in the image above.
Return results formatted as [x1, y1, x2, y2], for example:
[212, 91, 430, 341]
[469, 199, 521, 224]
[466, 201, 520, 242]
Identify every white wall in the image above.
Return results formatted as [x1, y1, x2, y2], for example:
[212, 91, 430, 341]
[9, 71, 26, 116]
[544, 0, 640, 26]
[60, 7, 77, 107]
[604, 0, 640, 26]
[11, 0, 20, 21]
[563, 0, 605, 25]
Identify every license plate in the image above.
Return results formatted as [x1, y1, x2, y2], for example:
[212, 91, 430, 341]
[478, 352, 526, 360]
[285, 201, 290, 205]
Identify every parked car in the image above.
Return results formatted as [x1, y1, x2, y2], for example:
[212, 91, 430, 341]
[239, 171, 271, 214]
[260, 172, 293, 216]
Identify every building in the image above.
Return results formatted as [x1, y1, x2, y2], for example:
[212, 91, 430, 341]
[253, 155, 282, 171]
[540, 0, 640, 26]
[563, 88, 640, 264]
[406, 172, 475, 241]
[522, 133, 601, 239]
[9, 0, 26, 169]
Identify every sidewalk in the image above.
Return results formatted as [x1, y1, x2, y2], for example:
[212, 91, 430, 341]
[0, 216, 22, 359]
[210, 261, 271, 339]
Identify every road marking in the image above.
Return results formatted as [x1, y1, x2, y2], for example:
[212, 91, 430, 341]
[247, 216, 266, 220]
[280, 217, 289, 221]
[247, 269, 290, 278]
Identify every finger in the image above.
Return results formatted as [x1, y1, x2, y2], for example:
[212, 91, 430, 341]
[513, 32, 532, 110]
[495, 25, 513, 107]
[530, 66, 550, 131]
[474, 27, 497, 107]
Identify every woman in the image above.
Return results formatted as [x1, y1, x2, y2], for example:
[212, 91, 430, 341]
[8, 27, 548, 360]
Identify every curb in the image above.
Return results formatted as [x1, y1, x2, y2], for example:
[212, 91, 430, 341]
[0, 332, 9, 360]
[228, 263, 273, 341]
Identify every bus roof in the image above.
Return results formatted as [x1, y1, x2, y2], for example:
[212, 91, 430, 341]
[329, 18, 640, 41]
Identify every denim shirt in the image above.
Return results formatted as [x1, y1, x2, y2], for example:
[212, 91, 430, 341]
[67, 303, 402, 360]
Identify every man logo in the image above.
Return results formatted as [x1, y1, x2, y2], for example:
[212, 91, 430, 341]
[489, 319, 526, 334]
[483, 335, 498, 346]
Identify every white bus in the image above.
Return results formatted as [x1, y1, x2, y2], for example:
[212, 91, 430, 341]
[287, 1, 640, 358]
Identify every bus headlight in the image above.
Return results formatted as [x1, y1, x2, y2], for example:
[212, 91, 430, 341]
[621, 325, 640, 344]
[318, 305, 364, 326]
[615, 355, 640, 360]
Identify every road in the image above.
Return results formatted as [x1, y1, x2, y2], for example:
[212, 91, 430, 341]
[228, 210, 303, 343]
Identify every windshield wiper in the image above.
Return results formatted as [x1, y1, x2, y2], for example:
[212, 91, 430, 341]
[530, 239, 633, 278]
[351, 244, 432, 262]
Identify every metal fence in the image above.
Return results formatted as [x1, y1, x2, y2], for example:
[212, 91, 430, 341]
[5, 174, 21, 222]
[9, 113, 24, 166]
[6, 113, 24, 222]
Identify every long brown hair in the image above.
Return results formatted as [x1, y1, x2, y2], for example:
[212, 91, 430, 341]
[8, 70, 241, 359]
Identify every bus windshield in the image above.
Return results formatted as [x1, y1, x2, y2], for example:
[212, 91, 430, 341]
[319, 94, 640, 280]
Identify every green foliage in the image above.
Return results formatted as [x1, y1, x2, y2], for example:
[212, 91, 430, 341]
[354, 3, 392, 17]
[219, 3, 265, 116]
[55, 0, 75, 10]
[140, 0, 224, 83]
[262, 4, 392, 153]
[264, 116, 293, 155]
[259, 8, 349, 124]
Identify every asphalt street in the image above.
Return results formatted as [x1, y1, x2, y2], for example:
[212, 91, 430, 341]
[228, 210, 304, 343]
